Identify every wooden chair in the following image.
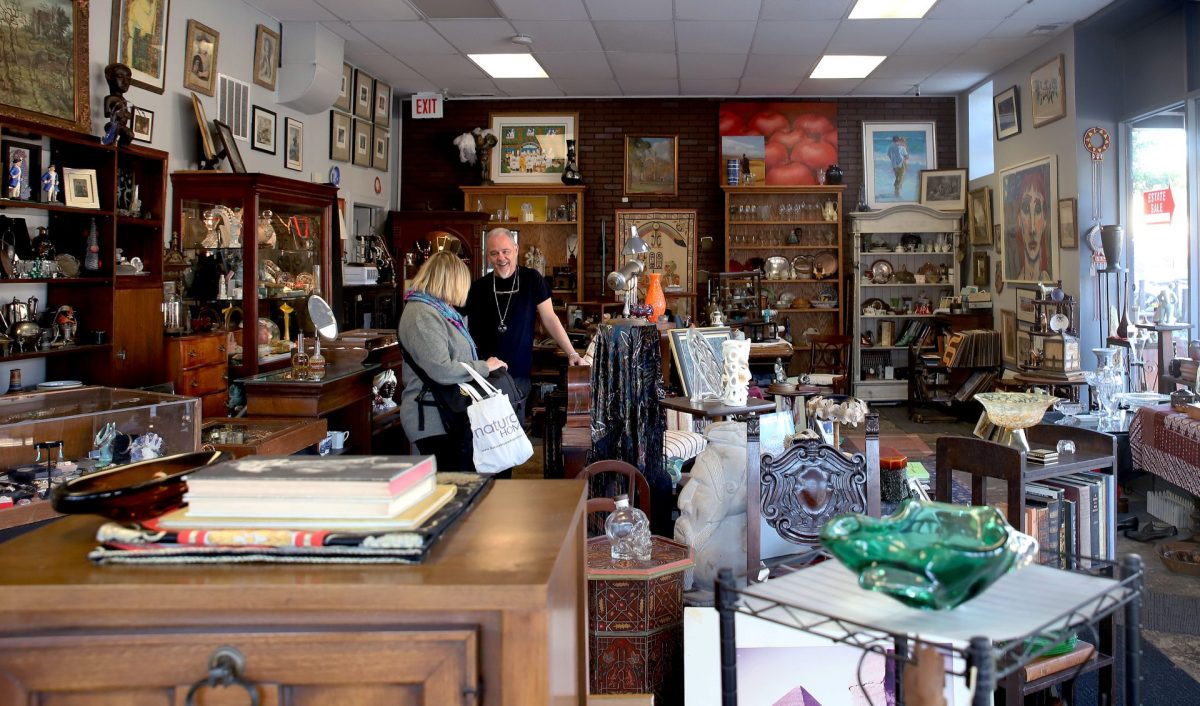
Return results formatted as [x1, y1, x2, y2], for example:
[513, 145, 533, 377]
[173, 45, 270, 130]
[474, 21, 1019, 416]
[580, 459, 652, 536]
[808, 334, 851, 394]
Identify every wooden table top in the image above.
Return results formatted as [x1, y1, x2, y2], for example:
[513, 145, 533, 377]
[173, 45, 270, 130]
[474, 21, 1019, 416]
[659, 395, 775, 419]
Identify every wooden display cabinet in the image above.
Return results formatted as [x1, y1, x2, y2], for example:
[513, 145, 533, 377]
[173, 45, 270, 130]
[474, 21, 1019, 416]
[383, 209, 491, 280]
[0, 117, 168, 388]
[170, 172, 337, 378]
[461, 185, 586, 301]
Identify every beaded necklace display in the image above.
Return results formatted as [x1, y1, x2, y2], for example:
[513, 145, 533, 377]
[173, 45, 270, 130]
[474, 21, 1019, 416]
[493, 269, 519, 333]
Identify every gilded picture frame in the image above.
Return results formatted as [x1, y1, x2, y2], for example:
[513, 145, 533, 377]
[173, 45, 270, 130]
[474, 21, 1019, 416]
[111, 0, 170, 94]
[624, 135, 678, 197]
[968, 186, 993, 247]
[0, 0, 89, 133]
[182, 19, 219, 97]
[252, 24, 280, 91]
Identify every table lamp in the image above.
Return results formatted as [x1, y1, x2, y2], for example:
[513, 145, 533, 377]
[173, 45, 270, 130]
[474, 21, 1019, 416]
[606, 226, 650, 317]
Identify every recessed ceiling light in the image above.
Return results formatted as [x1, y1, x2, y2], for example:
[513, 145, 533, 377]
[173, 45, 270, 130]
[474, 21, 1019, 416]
[849, 0, 937, 19]
[468, 54, 548, 79]
[810, 55, 886, 79]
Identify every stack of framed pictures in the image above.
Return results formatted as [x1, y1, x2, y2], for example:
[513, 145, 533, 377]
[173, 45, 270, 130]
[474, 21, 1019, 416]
[330, 63, 389, 171]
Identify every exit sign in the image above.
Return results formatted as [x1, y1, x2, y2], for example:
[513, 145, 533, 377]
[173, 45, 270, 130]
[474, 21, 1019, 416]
[411, 93, 444, 119]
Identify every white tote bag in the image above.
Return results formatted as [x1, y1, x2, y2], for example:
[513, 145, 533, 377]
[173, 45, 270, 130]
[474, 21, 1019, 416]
[458, 363, 533, 474]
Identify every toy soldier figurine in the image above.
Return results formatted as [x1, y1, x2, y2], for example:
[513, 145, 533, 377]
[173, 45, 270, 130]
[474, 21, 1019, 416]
[41, 165, 58, 203]
[7, 153, 22, 199]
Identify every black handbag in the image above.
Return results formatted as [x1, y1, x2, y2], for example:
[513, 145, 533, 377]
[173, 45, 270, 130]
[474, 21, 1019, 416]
[402, 348, 524, 430]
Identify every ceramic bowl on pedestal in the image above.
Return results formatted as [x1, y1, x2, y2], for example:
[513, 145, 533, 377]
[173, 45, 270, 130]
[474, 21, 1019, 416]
[974, 392, 1060, 452]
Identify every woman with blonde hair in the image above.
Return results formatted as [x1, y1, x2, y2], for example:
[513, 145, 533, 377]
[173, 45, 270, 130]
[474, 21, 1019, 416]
[398, 251, 507, 473]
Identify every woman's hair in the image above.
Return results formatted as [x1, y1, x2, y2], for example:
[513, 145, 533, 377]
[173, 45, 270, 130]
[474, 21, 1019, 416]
[409, 251, 470, 306]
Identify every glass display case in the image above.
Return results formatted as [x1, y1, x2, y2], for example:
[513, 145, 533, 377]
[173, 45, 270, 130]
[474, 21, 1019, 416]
[170, 173, 337, 376]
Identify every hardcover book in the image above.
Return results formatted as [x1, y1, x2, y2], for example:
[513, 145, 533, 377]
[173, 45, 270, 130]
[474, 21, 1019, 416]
[184, 455, 436, 499]
[183, 475, 438, 519]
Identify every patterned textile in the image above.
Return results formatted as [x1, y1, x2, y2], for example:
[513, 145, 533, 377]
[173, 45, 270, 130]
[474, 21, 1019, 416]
[663, 429, 706, 461]
[1131, 405, 1200, 497]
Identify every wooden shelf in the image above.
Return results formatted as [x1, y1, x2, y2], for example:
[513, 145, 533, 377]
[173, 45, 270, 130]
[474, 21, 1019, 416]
[728, 244, 837, 250]
[0, 343, 110, 362]
[5, 277, 112, 285]
[0, 198, 108, 216]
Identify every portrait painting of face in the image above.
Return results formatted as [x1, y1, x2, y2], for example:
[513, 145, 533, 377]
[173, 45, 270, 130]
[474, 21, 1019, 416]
[1001, 156, 1056, 284]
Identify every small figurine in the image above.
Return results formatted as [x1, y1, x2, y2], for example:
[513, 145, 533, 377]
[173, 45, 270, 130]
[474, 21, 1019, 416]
[101, 63, 134, 146]
[773, 357, 787, 384]
[7, 153, 22, 199]
[41, 165, 58, 203]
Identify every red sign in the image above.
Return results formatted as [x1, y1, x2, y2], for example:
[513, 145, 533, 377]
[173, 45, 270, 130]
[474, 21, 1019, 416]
[410, 93, 444, 119]
[1143, 187, 1174, 224]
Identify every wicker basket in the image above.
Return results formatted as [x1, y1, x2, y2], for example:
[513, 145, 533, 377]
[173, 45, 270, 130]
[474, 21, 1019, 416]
[1158, 541, 1200, 577]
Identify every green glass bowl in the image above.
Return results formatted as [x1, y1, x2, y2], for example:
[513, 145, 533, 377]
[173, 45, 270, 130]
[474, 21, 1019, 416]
[821, 499, 1038, 610]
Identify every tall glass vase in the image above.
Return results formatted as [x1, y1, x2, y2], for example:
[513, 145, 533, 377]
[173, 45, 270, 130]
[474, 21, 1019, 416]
[1084, 347, 1124, 425]
[645, 272, 666, 322]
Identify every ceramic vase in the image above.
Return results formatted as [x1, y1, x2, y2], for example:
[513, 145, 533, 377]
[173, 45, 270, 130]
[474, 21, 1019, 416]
[720, 338, 750, 407]
[644, 272, 666, 322]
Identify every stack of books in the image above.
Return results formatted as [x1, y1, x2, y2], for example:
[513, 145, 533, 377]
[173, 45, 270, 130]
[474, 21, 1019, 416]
[1026, 449, 1059, 465]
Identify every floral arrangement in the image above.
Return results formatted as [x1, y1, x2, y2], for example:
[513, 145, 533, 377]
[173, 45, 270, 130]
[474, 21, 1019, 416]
[806, 395, 869, 426]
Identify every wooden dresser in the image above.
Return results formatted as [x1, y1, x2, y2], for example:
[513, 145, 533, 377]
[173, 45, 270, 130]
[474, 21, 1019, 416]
[0, 480, 587, 705]
[165, 331, 229, 418]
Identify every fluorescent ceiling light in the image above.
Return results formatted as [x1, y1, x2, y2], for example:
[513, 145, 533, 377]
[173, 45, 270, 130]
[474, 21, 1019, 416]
[468, 54, 547, 79]
[849, 0, 937, 19]
[810, 55, 886, 79]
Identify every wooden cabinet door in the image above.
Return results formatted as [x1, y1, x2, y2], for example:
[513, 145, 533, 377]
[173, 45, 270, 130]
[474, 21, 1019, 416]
[0, 627, 479, 705]
[113, 287, 166, 387]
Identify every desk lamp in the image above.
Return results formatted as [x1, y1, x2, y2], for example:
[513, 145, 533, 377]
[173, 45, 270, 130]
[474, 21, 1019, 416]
[606, 226, 649, 316]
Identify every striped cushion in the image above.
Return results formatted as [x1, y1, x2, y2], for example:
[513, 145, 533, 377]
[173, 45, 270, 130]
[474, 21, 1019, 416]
[663, 429, 707, 461]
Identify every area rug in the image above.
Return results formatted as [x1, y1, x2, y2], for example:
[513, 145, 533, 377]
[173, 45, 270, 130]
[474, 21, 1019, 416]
[1074, 628, 1200, 705]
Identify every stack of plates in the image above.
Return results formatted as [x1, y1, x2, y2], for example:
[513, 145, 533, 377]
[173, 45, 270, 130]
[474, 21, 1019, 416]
[36, 380, 83, 391]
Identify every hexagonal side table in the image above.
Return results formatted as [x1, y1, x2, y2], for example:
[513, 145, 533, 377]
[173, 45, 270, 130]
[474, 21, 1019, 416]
[587, 535, 693, 706]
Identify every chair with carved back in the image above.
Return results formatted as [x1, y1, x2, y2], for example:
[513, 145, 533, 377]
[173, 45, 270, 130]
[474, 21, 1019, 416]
[751, 412, 881, 574]
[808, 334, 851, 395]
[580, 459, 652, 537]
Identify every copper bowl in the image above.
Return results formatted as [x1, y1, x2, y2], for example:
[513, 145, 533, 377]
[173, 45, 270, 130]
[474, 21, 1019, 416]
[52, 451, 223, 522]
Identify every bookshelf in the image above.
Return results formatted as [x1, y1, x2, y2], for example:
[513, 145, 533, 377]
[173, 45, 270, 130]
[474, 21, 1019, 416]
[907, 314, 1001, 422]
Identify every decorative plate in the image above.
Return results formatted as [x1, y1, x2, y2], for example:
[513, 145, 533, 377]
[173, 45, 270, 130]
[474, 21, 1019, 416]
[36, 380, 83, 390]
[1049, 313, 1070, 333]
[870, 259, 894, 284]
[813, 252, 838, 279]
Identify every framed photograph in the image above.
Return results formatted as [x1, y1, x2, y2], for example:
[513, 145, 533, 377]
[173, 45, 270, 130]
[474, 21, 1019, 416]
[334, 63, 352, 112]
[919, 168, 967, 211]
[329, 111, 351, 162]
[372, 124, 389, 171]
[861, 121, 936, 210]
[182, 19, 219, 96]
[354, 69, 374, 120]
[1016, 328, 1033, 368]
[1001, 310, 1017, 365]
[668, 327, 732, 399]
[972, 251, 990, 287]
[624, 135, 678, 196]
[490, 113, 577, 184]
[615, 209, 697, 303]
[62, 168, 99, 209]
[213, 120, 245, 174]
[373, 79, 390, 126]
[2, 140, 40, 201]
[1058, 197, 1078, 249]
[1015, 287, 1038, 325]
[284, 117, 303, 172]
[1030, 55, 1066, 128]
[111, 0, 170, 94]
[993, 86, 1020, 140]
[353, 118, 372, 167]
[131, 107, 154, 143]
[1000, 155, 1057, 284]
[251, 106, 276, 154]
[252, 24, 280, 90]
[190, 93, 216, 164]
[0, 0, 88, 132]
[968, 186, 993, 246]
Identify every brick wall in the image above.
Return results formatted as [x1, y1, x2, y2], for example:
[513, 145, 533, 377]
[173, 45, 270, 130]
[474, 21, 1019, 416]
[401, 97, 957, 301]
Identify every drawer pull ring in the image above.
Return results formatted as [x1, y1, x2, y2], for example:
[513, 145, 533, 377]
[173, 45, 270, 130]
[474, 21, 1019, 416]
[184, 645, 260, 706]
[188, 350, 198, 358]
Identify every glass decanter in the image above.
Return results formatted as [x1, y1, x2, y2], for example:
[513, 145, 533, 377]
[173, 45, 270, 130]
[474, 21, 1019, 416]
[605, 494, 651, 562]
[1083, 347, 1124, 423]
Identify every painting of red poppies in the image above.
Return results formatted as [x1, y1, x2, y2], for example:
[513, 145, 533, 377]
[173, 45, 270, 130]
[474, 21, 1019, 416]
[718, 102, 838, 186]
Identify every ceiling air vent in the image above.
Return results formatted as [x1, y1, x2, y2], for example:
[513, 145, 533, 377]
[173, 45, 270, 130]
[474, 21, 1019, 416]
[407, 0, 501, 19]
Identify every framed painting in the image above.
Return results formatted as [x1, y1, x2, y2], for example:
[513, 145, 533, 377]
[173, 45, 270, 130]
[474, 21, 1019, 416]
[614, 209, 697, 306]
[372, 124, 389, 171]
[919, 168, 967, 211]
[1015, 287, 1038, 325]
[132, 107, 154, 143]
[668, 326, 731, 400]
[190, 93, 216, 164]
[624, 135, 678, 196]
[183, 19, 219, 96]
[373, 79, 390, 126]
[490, 113, 577, 184]
[284, 117, 303, 172]
[1001, 310, 1017, 365]
[861, 121, 936, 210]
[62, 168, 99, 209]
[329, 111, 351, 162]
[1030, 55, 1066, 128]
[720, 135, 765, 185]
[354, 69, 373, 120]
[352, 118, 372, 167]
[972, 251, 990, 287]
[111, 0, 169, 94]
[2, 140, 40, 201]
[993, 86, 1020, 140]
[213, 120, 244, 174]
[1058, 197, 1078, 249]
[1000, 155, 1057, 284]
[252, 24, 280, 91]
[0, 0, 88, 133]
[968, 186, 993, 247]
[334, 63, 352, 112]
[1016, 328, 1033, 368]
[717, 102, 838, 185]
[251, 106, 275, 154]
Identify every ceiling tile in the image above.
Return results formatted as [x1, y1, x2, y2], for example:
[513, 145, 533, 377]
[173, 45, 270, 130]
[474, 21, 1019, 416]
[676, 22, 757, 54]
[248, 0, 336, 21]
[429, 19, 521, 53]
[1010, 0, 1114, 22]
[760, 0, 853, 21]
[852, 78, 921, 95]
[744, 53, 819, 78]
[675, 0, 763, 22]
[608, 53, 677, 79]
[491, 78, 566, 96]
[926, 0, 1028, 20]
[535, 52, 614, 78]
[896, 20, 1001, 55]
[739, 77, 801, 94]
[793, 78, 861, 95]
[615, 78, 681, 95]
[408, 0, 502, 19]
[494, 0, 589, 21]
[352, 21, 458, 54]
[553, 77, 623, 95]
[681, 78, 741, 94]
[751, 21, 838, 54]
[919, 72, 990, 94]
[355, 55, 439, 92]
[582, 0, 672, 21]
[826, 19, 920, 54]
[510, 21, 602, 51]
[593, 21, 676, 53]
[322, 22, 372, 48]
[312, 0, 419, 20]
[871, 54, 952, 79]
[679, 53, 748, 80]
[397, 53, 490, 83]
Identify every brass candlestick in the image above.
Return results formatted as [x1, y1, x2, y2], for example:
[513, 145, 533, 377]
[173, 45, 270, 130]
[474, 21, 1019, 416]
[279, 303, 294, 342]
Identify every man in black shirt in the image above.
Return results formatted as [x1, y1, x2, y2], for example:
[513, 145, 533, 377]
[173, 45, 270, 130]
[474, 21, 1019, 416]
[465, 227, 583, 421]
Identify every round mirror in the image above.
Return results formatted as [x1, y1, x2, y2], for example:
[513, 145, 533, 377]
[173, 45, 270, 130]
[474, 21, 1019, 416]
[308, 295, 338, 340]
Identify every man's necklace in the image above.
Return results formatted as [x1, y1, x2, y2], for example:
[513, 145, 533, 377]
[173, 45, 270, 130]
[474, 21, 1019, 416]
[493, 270, 519, 333]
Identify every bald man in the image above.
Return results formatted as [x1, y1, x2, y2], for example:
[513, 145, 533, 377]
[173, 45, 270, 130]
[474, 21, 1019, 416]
[465, 227, 583, 422]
